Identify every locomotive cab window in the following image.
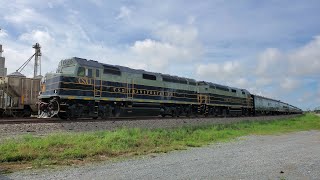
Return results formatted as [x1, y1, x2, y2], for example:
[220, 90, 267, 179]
[85, 69, 93, 78]
[77, 67, 85, 77]
[96, 69, 100, 77]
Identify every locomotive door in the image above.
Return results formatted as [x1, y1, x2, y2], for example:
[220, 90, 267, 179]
[127, 78, 134, 99]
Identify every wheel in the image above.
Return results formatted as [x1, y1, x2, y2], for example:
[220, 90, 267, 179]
[47, 99, 60, 118]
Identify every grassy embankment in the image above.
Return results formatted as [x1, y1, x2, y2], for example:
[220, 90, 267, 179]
[0, 113, 320, 172]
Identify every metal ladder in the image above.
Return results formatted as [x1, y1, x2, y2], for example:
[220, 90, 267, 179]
[127, 79, 134, 99]
[94, 79, 102, 98]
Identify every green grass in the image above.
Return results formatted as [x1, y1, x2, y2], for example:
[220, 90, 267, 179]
[0, 113, 319, 170]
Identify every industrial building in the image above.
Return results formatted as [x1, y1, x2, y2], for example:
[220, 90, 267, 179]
[0, 44, 8, 77]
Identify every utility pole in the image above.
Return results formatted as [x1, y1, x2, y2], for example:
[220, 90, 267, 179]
[33, 43, 41, 78]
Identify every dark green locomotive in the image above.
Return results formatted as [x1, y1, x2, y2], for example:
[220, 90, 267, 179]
[38, 57, 255, 119]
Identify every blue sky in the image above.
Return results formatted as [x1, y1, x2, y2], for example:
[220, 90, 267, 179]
[0, 0, 320, 110]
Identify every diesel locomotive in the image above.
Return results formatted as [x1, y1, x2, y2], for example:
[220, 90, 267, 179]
[38, 57, 302, 119]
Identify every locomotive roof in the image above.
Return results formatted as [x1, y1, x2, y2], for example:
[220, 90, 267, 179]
[197, 80, 249, 93]
[72, 57, 197, 82]
[72, 57, 252, 93]
[73, 57, 104, 68]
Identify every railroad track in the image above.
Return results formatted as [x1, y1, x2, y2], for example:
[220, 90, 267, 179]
[0, 114, 299, 125]
[0, 116, 187, 124]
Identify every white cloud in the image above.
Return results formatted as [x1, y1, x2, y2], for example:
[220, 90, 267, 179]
[0, 29, 8, 38]
[255, 48, 282, 75]
[2, 45, 35, 76]
[130, 39, 193, 70]
[90, 0, 103, 6]
[154, 24, 199, 47]
[0, 1, 319, 110]
[195, 35, 320, 105]
[280, 78, 300, 91]
[129, 23, 203, 72]
[195, 61, 249, 89]
[187, 16, 196, 25]
[47, 2, 53, 8]
[255, 36, 320, 79]
[298, 92, 313, 103]
[288, 36, 320, 76]
[255, 77, 273, 86]
[4, 8, 39, 23]
[19, 30, 55, 45]
[116, 6, 131, 20]
[248, 35, 320, 101]
[196, 61, 242, 80]
[234, 77, 250, 88]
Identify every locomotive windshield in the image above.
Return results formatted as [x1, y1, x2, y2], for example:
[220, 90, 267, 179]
[77, 67, 85, 76]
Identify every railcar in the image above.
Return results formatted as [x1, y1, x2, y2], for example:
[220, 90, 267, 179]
[38, 57, 301, 119]
[0, 43, 42, 117]
[252, 95, 302, 115]
[0, 73, 41, 117]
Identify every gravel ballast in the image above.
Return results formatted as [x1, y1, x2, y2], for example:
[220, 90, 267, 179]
[4, 130, 320, 180]
[0, 115, 299, 141]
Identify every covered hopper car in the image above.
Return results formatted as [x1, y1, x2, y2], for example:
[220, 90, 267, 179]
[0, 73, 41, 117]
[0, 43, 42, 117]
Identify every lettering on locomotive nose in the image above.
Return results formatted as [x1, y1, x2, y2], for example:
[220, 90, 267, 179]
[61, 59, 74, 66]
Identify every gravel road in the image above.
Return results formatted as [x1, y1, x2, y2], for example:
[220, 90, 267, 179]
[3, 130, 320, 180]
